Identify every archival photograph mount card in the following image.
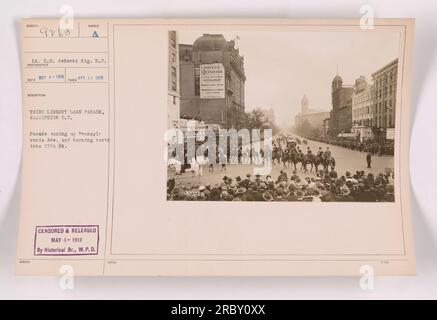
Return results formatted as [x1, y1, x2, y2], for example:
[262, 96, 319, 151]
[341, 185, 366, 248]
[17, 18, 415, 276]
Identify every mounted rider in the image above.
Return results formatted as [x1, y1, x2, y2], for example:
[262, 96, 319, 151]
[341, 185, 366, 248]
[317, 147, 323, 158]
[298, 148, 304, 160]
[324, 147, 331, 159]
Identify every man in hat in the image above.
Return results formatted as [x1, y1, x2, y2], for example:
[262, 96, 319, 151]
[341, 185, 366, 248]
[337, 184, 354, 202]
[210, 186, 221, 201]
[290, 170, 299, 181]
[220, 151, 227, 172]
[311, 189, 322, 202]
[295, 190, 305, 201]
[240, 174, 251, 189]
[254, 187, 264, 201]
[320, 184, 335, 202]
[266, 175, 275, 190]
[307, 177, 316, 189]
[285, 184, 298, 201]
[360, 180, 377, 202]
[298, 148, 304, 159]
[235, 176, 242, 187]
[366, 173, 375, 187]
[366, 152, 372, 168]
[329, 169, 338, 179]
[278, 170, 288, 183]
[384, 185, 395, 202]
[203, 189, 211, 201]
[374, 177, 387, 201]
[258, 182, 267, 192]
[220, 190, 229, 200]
[235, 187, 247, 201]
[167, 178, 176, 194]
[262, 191, 274, 202]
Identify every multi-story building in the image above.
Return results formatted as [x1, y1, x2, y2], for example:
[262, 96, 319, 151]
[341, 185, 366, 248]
[179, 34, 246, 129]
[351, 76, 374, 141]
[294, 95, 330, 133]
[260, 107, 275, 125]
[167, 31, 180, 129]
[330, 74, 354, 136]
[371, 58, 398, 129]
[347, 59, 398, 141]
[352, 76, 374, 127]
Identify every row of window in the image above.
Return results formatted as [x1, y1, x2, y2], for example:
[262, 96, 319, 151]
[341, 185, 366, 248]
[375, 114, 394, 127]
[352, 100, 394, 117]
[376, 84, 395, 99]
[353, 84, 395, 103]
[375, 68, 396, 88]
[354, 115, 394, 128]
[352, 115, 394, 128]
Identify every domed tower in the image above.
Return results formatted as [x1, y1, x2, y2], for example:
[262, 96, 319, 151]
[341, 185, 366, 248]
[301, 95, 309, 114]
[193, 34, 228, 52]
[331, 74, 343, 136]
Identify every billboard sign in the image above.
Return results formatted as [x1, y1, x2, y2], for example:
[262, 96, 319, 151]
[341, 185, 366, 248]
[200, 63, 225, 99]
[386, 128, 395, 140]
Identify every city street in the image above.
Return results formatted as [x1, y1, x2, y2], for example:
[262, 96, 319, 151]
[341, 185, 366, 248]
[168, 135, 394, 187]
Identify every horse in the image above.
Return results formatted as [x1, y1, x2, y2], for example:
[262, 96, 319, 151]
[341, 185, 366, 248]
[300, 154, 310, 172]
[281, 149, 291, 168]
[323, 156, 336, 172]
[313, 154, 325, 172]
[272, 147, 282, 166]
[288, 150, 302, 171]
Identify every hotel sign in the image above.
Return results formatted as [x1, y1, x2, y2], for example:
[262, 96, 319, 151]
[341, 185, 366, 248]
[200, 63, 225, 99]
[386, 128, 395, 140]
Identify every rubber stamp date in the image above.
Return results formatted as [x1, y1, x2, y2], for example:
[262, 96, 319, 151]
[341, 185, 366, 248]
[34, 225, 99, 256]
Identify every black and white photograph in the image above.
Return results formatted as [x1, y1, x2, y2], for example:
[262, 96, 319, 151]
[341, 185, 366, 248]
[4, 0, 437, 301]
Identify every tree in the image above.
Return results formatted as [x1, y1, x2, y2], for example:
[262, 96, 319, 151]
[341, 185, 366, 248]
[248, 108, 267, 129]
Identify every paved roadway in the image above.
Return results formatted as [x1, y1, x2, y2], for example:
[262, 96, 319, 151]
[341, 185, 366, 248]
[168, 136, 394, 187]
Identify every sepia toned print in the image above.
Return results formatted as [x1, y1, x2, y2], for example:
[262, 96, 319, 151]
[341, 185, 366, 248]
[17, 19, 415, 276]
[167, 30, 398, 202]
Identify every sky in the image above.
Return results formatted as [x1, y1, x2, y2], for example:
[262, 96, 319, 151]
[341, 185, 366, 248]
[178, 30, 400, 128]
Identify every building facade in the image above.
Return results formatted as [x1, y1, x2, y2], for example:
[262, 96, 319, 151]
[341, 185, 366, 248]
[347, 59, 398, 141]
[167, 31, 180, 129]
[351, 76, 374, 141]
[323, 115, 331, 138]
[330, 75, 354, 136]
[371, 58, 398, 129]
[352, 76, 374, 127]
[179, 34, 246, 129]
